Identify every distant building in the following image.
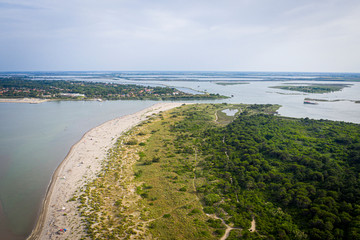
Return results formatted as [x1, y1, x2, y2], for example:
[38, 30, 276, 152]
[60, 93, 86, 98]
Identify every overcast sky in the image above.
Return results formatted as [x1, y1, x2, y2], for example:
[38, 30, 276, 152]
[0, 0, 359, 72]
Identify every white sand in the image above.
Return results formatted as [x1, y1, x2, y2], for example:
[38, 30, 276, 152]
[0, 98, 49, 104]
[27, 102, 184, 240]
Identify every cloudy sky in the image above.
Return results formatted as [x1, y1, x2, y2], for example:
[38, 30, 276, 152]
[0, 0, 359, 72]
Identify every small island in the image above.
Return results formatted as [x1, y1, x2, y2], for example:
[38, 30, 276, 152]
[0, 78, 228, 101]
[270, 83, 352, 93]
[215, 82, 249, 86]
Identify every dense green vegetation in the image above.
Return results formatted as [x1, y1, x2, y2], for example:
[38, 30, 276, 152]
[74, 104, 360, 239]
[0, 78, 227, 100]
[195, 107, 360, 239]
[270, 83, 351, 93]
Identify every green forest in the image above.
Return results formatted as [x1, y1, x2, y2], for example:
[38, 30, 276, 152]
[188, 105, 360, 239]
[0, 78, 226, 100]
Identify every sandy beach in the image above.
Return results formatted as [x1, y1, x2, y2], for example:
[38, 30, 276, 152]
[26, 102, 184, 240]
[0, 98, 49, 104]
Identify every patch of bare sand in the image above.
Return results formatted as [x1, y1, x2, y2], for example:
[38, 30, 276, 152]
[27, 102, 185, 240]
[0, 98, 49, 104]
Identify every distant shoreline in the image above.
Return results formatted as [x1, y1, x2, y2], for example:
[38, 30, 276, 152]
[26, 102, 185, 240]
[0, 98, 50, 104]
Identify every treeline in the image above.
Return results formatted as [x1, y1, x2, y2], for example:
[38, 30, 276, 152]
[170, 105, 360, 239]
[0, 78, 226, 100]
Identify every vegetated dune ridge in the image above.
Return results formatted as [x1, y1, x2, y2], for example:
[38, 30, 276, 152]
[26, 102, 185, 240]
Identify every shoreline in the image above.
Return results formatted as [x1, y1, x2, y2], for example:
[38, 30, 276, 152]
[0, 98, 50, 104]
[26, 102, 185, 240]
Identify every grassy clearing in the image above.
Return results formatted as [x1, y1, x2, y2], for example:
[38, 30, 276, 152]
[134, 105, 217, 239]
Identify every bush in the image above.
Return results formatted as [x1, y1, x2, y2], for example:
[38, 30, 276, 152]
[207, 219, 224, 228]
[203, 206, 215, 214]
[143, 160, 152, 165]
[68, 196, 77, 202]
[214, 229, 225, 236]
[188, 208, 201, 216]
[125, 139, 138, 145]
[134, 170, 143, 178]
[204, 194, 221, 205]
[148, 222, 156, 229]
[152, 156, 160, 162]
[138, 151, 146, 160]
[140, 193, 149, 198]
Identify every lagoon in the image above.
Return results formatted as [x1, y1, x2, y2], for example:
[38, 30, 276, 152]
[159, 80, 360, 123]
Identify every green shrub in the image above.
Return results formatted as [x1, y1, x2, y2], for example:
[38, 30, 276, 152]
[134, 170, 143, 178]
[203, 206, 215, 214]
[204, 194, 221, 205]
[125, 139, 138, 145]
[188, 208, 201, 216]
[152, 156, 160, 162]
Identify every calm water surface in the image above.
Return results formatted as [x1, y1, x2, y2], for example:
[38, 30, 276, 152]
[0, 79, 360, 239]
[164, 80, 360, 123]
[0, 100, 157, 239]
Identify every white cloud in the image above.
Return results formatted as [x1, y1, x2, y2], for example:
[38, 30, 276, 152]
[0, 0, 359, 72]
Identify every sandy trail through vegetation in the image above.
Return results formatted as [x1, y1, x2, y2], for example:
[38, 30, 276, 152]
[249, 216, 256, 232]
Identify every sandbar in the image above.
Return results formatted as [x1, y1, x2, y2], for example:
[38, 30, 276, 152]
[26, 102, 184, 240]
[0, 98, 49, 104]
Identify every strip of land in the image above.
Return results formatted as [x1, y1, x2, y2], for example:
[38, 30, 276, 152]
[270, 83, 352, 93]
[0, 98, 49, 104]
[26, 102, 185, 240]
[0, 79, 228, 100]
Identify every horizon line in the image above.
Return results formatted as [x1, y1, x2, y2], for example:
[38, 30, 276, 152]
[1, 70, 360, 74]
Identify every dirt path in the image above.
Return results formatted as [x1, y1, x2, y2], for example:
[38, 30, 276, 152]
[249, 216, 256, 232]
[205, 213, 241, 240]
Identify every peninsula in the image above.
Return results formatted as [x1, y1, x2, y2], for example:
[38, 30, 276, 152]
[0, 78, 227, 101]
[28, 103, 360, 240]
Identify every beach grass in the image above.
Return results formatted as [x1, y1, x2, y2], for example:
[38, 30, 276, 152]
[133, 106, 217, 239]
